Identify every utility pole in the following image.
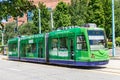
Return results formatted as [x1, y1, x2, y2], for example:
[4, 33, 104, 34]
[1, 30, 4, 46]
[112, 0, 115, 56]
[0, 19, 6, 46]
[38, 9, 41, 34]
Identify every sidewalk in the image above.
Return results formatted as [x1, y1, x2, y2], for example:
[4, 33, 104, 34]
[109, 47, 120, 60]
[110, 56, 120, 60]
[0, 54, 8, 60]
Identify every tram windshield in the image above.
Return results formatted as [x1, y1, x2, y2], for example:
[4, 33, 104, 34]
[88, 30, 106, 50]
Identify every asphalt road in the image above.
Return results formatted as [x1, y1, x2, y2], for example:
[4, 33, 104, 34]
[0, 58, 120, 80]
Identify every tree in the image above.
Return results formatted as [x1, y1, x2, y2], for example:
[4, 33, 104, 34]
[69, 0, 112, 39]
[4, 22, 37, 44]
[33, 2, 50, 33]
[18, 22, 37, 35]
[115, 0, 120, 37]
[0, 0, 36, 28]
[101, 0, 112, 39]
[86, 0, 105, 28]
[4, 22, 17, 44]
[69, 0, 89, 26]
[54, 1, 71, 29]
[116, 37, 120, 46]
[101, 0, 120, 39]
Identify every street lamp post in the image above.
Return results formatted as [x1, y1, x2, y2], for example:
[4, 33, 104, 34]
[50, 9, 54, 30]
[48, 8, 54, 31]
[112, 0, 115, 56]
[16, 17, 18, 32]
[38, 9, 41, 34]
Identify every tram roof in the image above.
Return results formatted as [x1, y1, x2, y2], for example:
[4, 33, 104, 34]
[8, 37, 18, 43]
[20, 33, 45, 40]
[49, 27, 104, 38]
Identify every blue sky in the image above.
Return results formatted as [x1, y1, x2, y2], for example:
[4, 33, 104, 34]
[0, 0, 8, 2]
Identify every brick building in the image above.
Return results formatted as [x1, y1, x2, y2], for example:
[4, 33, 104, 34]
[6, 0, 70, 26]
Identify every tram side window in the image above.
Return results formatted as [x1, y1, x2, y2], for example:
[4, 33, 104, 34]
[9, 43, 17, 52]
[26, 43, 36, 53]
[77, 36, 87, 50]
[21, 44, 27, 57]
[27, 44, 31, 53]
[32, 43, 36, 53]
[59, 38, 68, 50]
[38, 43, 43, 58]
[51, 39, 58, 50]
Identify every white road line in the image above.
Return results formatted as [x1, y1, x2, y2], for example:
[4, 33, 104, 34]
[7, 68, 21, 72]
[87, 69, 120, 76]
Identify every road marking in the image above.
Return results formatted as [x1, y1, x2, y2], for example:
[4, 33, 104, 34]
[8, 68, 21, 72]
[86, 68, 120, 76]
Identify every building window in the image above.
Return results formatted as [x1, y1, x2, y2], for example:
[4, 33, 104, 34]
[27, 11, 33, 22]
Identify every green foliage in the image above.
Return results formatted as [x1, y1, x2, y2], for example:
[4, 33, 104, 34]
[69, 0, 112, 39]
[115, 0, 120, 37]
[54, 1, 71, 29]
[69, 0, 88, 26]
[4, 22, 17, 44]
[0, 0, 36, 28]
[116, 37, 120, 46]
[18, 22, 38, 35]
[0, 0, 35, 18]
[33, 2, 50, 33]
[101, 0, 112, 39]
[86, 0, 105, 27]
[1, 0, 120, 42]
[107, 41, 112, 49]
[69, 0, 110, 39]
[0, 46, 4, 54]
[0, 32, 1, 42]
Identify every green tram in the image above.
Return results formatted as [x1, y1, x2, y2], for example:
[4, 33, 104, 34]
[8, 25, 109, 66]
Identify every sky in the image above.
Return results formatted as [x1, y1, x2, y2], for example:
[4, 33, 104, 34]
[0, 0, 8, 2]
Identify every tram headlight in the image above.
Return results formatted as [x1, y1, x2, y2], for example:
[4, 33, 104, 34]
[91, 53, 95, 58]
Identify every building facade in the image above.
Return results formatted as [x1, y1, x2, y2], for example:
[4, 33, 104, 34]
[6, 0, 70, 26]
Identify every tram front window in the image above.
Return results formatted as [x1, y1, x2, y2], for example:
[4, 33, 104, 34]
[88, 30, 107, 50]
[89, 39, 105, 50]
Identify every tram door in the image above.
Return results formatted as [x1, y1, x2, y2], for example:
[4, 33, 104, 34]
[69, 38, 74, 60]
[38, 43, 43, 58]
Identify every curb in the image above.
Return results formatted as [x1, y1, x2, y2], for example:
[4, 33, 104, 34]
[110, 57, 120, 60]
